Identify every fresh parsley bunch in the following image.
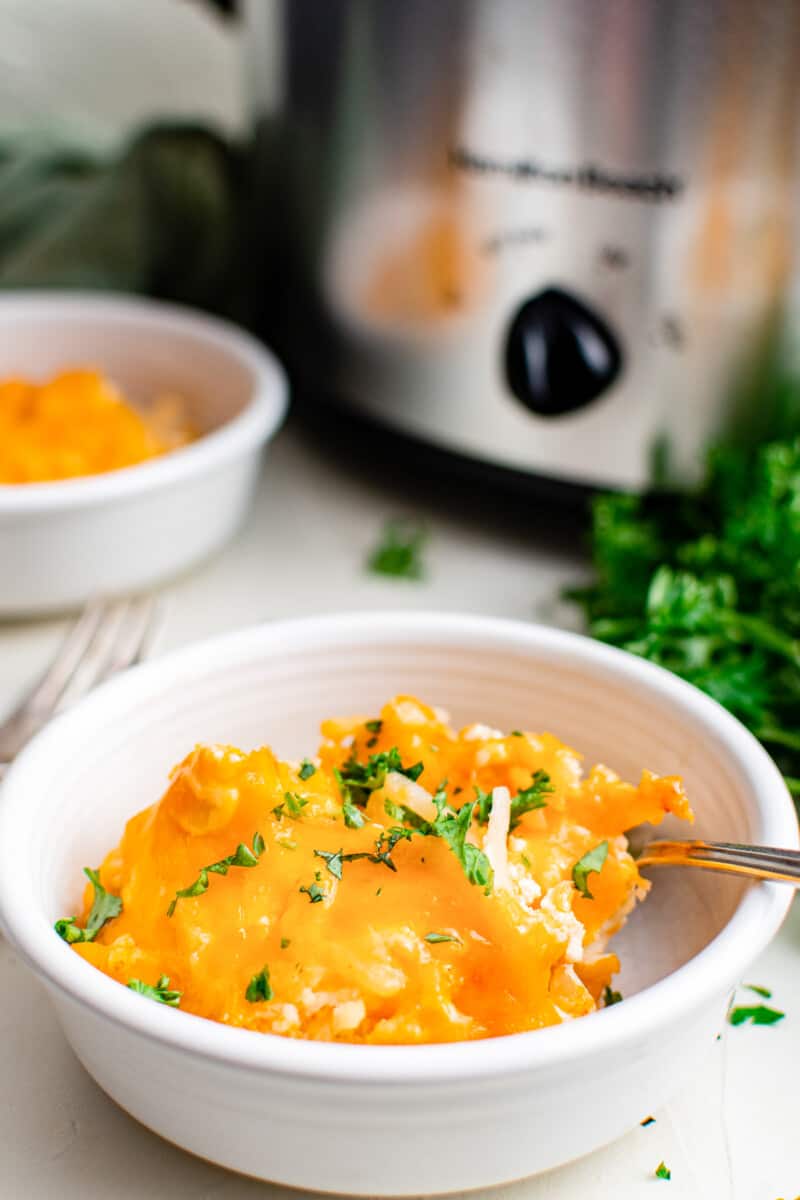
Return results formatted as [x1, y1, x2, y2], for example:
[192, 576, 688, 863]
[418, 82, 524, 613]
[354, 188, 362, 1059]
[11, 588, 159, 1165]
[569, 438, 800, 800]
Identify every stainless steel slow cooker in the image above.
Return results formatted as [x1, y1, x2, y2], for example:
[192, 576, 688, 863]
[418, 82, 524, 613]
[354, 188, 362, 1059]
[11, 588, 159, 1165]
[247, 0, 800, 490]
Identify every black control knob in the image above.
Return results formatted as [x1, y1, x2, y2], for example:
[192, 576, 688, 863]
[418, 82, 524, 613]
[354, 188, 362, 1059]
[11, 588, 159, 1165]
[504, 286, 623, 417]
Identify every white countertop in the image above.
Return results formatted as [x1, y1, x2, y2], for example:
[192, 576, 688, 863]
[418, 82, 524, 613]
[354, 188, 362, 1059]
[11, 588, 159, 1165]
[0, 422, 797, 1200]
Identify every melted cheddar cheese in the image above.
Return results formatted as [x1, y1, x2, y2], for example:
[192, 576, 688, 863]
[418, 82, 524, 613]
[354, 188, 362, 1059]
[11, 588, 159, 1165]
[0, 369, 193, 483]
[69, 696, 693, 1043]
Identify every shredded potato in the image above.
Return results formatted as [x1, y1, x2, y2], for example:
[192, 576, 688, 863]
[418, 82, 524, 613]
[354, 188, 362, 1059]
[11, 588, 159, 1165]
[67, 696, 693, 1043]
[0, 369, 193, 483]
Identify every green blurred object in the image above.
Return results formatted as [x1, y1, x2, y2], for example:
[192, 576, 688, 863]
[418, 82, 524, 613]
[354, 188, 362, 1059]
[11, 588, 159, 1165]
[0, 123, 248, 320]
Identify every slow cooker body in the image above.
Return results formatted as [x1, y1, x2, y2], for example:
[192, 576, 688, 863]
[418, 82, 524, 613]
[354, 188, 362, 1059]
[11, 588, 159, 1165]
[248, 0, 800, 490]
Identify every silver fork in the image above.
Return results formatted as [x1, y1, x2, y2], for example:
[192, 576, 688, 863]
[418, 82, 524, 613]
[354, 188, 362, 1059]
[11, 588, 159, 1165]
[0, 595, 158, 771]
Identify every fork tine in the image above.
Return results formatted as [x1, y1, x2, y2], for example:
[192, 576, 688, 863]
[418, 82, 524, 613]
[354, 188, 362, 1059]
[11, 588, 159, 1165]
[96, 594, 159, 683]
[0, 595, 160, 766]
[10, 597, 109, 721]
[53, 597, 137, 714]
[0, 598, 111, 759]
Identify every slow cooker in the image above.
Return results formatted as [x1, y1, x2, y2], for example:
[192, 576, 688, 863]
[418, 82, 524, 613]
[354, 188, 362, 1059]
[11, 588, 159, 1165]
[247, 0, 800, 491]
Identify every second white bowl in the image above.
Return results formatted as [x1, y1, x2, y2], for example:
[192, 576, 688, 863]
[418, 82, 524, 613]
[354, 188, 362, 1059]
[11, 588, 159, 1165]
[0, 293, 288, 615]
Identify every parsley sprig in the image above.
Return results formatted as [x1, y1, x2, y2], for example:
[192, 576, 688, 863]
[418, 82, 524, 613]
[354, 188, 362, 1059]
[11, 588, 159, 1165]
[55, 867, 122, 943]
[128, 975, 182, 1006]
[167, 831, 265, 917]
[568, 436, 800, 799]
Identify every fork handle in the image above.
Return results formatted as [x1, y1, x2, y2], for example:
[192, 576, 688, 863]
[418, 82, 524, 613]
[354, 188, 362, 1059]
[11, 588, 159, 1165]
[638, 839, 800, 885]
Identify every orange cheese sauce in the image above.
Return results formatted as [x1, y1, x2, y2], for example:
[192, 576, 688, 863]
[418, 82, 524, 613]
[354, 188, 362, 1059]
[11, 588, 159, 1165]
[0, 369, 193, 483]
[71, 696, 693, 1043]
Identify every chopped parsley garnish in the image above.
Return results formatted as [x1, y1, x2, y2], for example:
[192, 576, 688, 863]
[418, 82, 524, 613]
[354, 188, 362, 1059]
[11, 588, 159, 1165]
[654, 1161, 671, 1181]
[474, 771, 552, 828]
[315, 849, 345, 880]
[425, 932, 458, 944]
[315, 828, 413, 881]
[300, 882, 325, 904]
[572, 841, 609, 899]
[166, 831, 265, 917]
[728, 1004, 785, 1027]
[602, 985, 623, 1006]
[342, 796, 367, 828]
[245, 966, 273, 1003]
[511, 771, 552, 827]
[127, 975, 182, 1006]
[280, 937, 291, 949]
[430, 787, 494, 893]
[55, 867, 122, 943]
[336, 747, 424, 809]
[744, 983, 772, 999]
[365, 720, 383, 734]
[298, 759, 316, 781]
[284, 791, 308, 817]
[383, 784, 493, 892]
[367, 518, 427, 580]
[640, 1116, 656, 1127]
[510, 730, 524, 737]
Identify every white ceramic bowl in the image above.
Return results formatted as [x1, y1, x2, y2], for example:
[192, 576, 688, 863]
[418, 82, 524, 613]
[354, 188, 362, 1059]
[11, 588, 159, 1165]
[0, 293, 288, 616]
[0, 613, 795, 1194]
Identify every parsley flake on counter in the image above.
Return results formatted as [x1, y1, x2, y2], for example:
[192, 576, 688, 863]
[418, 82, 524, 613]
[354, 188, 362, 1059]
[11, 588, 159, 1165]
[602, 985, 623, 1006]
[728, 1004, 785, 1027]
[300, 882, 325, 904]
[744, 983, 772, 999]
[572, 841, 609, 900]
[425, 932, 458, 944]
[127, 975, 182, 1006]
[167, 831, 265, 917]
[367, 518, 428, 581]
[55, 867, 122, 943]
[245, 966, 273, 1003]
[298, 759, 316, 781]
[655, 1161, 671, 1181]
